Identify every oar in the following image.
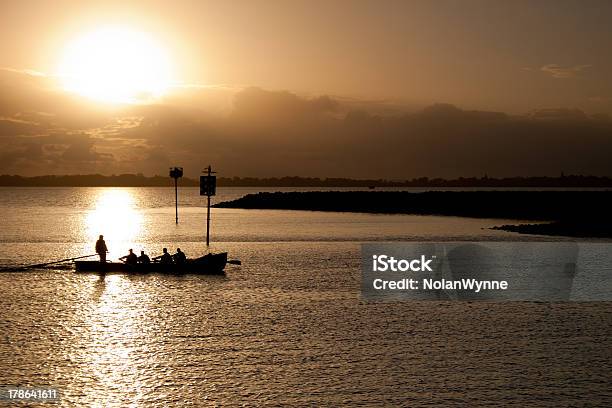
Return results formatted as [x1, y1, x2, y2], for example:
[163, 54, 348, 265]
[1, 254, 98, 271]
[228, 260, 242, 265]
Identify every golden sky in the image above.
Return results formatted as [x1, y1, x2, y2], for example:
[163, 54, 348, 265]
[0, 0, 611, 177]
[1, 0, 611, 111]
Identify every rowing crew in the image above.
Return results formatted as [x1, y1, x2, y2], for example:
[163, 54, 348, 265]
[119, 248, 187, 265]
[95, 234, 187, 265]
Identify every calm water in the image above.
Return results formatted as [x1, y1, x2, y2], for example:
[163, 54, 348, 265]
[0, 187, 610, 406]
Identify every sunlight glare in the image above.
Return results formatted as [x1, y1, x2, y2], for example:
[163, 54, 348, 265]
[86, 189, 143, 257]
[57, 27, 173, 103]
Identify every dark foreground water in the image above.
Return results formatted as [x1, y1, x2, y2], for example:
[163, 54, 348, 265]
[1, 187, 610, 406]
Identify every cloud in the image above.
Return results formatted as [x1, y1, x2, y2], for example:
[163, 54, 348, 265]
[1, 68, 612, 178]
[231, 87, 339, 125]
[60, 135, 114, 163]
[527, 108, 589, 120]
[540, 64, 591, 79]
[0, 118, 40, 137]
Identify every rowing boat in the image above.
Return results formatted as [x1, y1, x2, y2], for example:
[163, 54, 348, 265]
[74, 252, 228, 274]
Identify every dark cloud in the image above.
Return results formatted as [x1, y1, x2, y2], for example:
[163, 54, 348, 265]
[0, 69, 611, 178]
[0, 118, 40, 137]
[60, 135, 114, 163]
[527, 108, 589, 120]
[230, 87, 339, 127]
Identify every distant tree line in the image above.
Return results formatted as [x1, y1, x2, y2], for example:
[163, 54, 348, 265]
[1, 173, 612, 187]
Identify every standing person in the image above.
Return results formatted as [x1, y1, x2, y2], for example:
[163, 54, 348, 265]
[95, 235, 108, 263]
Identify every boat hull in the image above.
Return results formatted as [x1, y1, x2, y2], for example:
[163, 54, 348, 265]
[74, 252, 227, 274]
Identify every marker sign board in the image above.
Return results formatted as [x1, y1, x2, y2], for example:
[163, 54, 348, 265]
[200, 175, 216, 196]
[169, 167, 183, 178]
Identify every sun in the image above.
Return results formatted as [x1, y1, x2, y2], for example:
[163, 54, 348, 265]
[57, 27, 173, 103]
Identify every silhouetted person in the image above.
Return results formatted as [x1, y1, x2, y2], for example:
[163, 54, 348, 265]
[154, 248, 173, 264]
[173, 248, 186, 264]
[95, 235, 108, 263]
[120, 249, 138, 265]
[138, 250, 151, 264]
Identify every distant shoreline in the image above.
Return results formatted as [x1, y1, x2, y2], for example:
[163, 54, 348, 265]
[2, 174, 612, 188]
[214, 191, 612, 238]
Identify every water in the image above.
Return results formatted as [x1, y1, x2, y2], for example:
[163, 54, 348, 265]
[0, 187, 610, 406]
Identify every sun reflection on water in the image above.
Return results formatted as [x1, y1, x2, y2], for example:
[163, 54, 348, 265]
[72, 274, 154, 407]
[86, 189, 143, 259]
